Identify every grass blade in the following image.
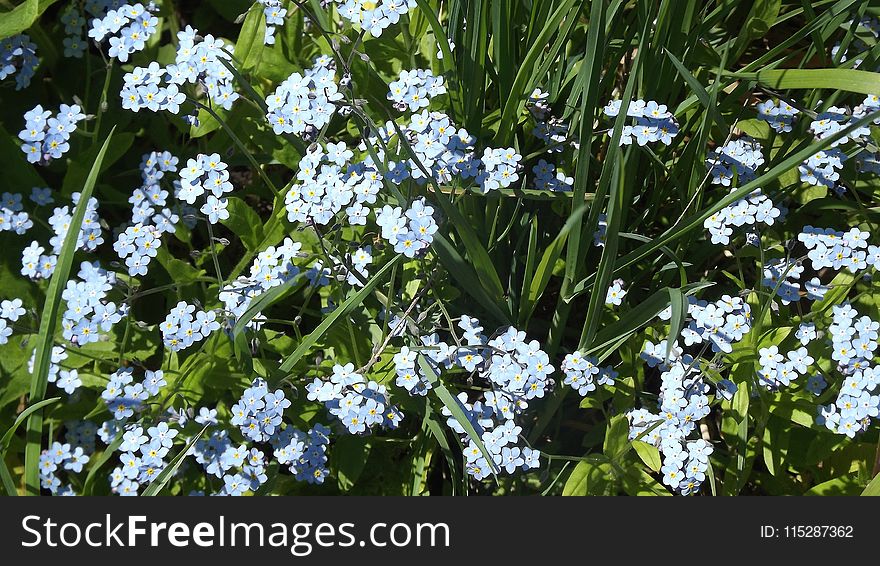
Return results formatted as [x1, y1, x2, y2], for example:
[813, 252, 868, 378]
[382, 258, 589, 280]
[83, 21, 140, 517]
[141, 424, 210, 496]
[23, 127, 116, 495]
[276, 255, 402, 376]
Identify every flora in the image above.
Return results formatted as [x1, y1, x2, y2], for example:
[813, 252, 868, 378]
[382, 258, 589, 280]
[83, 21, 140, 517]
[1, 0, 880, 498]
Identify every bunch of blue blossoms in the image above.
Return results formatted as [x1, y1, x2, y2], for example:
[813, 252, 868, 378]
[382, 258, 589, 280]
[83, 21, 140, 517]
[120, 26, 237, 116]
[19, 104, 86, 164]
[333, 0, 418, 38]
[392, 316, 547, 479]
[257, 0, 287, 45]
[39, 441, 90, 495]
[602, 99, 680, 146]
[817, 303, 880, 438]
[160, 301, 222, 352]
[266, 59, 343, 138]
[60, 261, 123, 349]
[1, 33, 39, 89]
[88, 2, 159, 62]
[629, 343, 714, 495]
[305, 363, 403, 435]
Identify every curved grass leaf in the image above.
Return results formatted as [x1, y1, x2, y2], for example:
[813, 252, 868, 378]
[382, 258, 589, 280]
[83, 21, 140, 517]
[740, 68, 880, 95]
[276, 255, 401, 376]
[418, 354, 498, 477]
[142, 424, 210, 496]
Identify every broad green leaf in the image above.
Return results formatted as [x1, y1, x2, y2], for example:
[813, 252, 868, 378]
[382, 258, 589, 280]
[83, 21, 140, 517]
[632, 440, 662, 472]
[0, 0, 56, 40]
[220, 196, 264, 251]
[862, 473, 880, 496]
[234, 3, 266, 71]
[751, 68, 880, 95]
[562, 459, 615, 496]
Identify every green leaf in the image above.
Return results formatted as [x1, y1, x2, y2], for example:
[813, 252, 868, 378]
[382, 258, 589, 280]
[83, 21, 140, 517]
[332, 435, 371, 491]
[23, 128, 116, 495]
[562, 459, 615, 496]
[220, 197, 264, 251]
[0, 396, 60, 496]
[632, 440, 662, 472]
[741, 68, 880, 96]
[0, 0, 56, 40]
[234, 3, 266, 71]
[666, 287, 687, 363]
[0, 396, 60, 450]
[82, 432, 125, 495]
[521, 205, 587, 323]
[432, 234, 510, 324]
[603, 414, 630, 460]
[433, 198, 506, 312]
[862, 472, 880, 496]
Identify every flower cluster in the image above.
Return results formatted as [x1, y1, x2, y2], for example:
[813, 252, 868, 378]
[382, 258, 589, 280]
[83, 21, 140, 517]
[120, 26, 237, 115]
[39, 441, 90, 495]
[113, 223, 163, 277]
[130, 151, 183, 230]
[1, 33, 39, 89]
[809, 106, 871, 147]
[387, 68, 446, 112]
[393, 316, 550, 479]
[60, 0, 126, 58]
[19, 191, 103, 282]
[477, 147, 522, 193]
[757, 345, 814, 389]
[817, 304, 880, 437]
[305, 363, 403, 434]
[108, 419, 178, 496]
[19, 104, 86, 164]
[333, 0, 417, 38]
[271, 424, 331, 485]
[629, 344, 714, 495]
[561, 351, 617, 397]
[799, 149, 846, 191]
[177, 153, 233, 223]
[101, 367, 165, 423]
[702, 138, 781, 245]
[230, 378, 291, 443]
[160, 301, 221, 352]
[799, 225, 877, 274]
[285, 142, 379, 226]
[376, 198, 438, 258]
[1, 191, 33, 235]
[526, 89, 571, 152]
[88, 2, 159, 62]
[531, 159, 573, 192]
[756, 99, 799, 133]
[703, 188, 783, 245]
[0, 298, 25, 345]
[674, 294, 753, 354]
[221, 238, 304, 330]
[266, 60, 342, 139]
[602, 99, 680, 146]
[707, 138, 765, 186]
[61, 261, 123, 349]
[258, 0, 287, 45]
